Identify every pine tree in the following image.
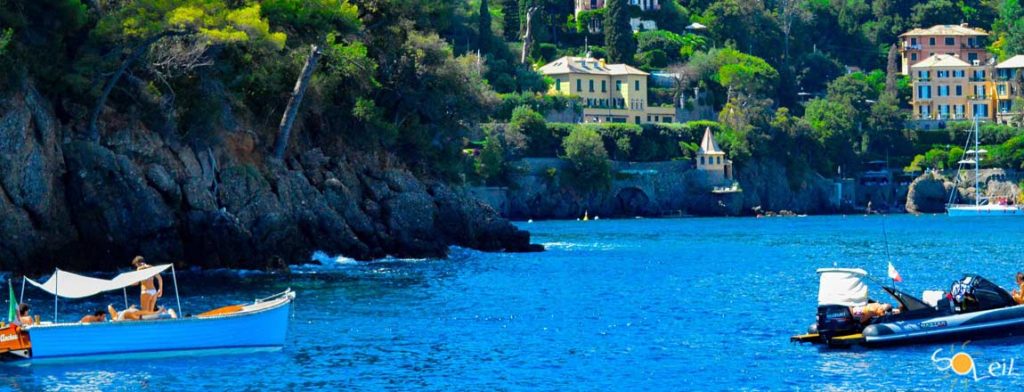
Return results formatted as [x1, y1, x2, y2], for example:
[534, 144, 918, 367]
[605, 0, 636, 64]
[479, 0, 493, 53]
[885, 44, 898, 96]
[502, 0, 520, 41]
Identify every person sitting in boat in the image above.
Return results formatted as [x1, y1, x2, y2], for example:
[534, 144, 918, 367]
[850, 303, 899, 324]
[107, 304, 178, 321]
[15, 303, 32, 326]
[79, 310, 107, 323]
[131, 256, 163, 312]
[1012, 272, 1024, 305]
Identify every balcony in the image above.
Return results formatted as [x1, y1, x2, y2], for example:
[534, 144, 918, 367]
[903, 43, 923, 50]
[969, 77, 986, 82]
[968, 95, 988, 100]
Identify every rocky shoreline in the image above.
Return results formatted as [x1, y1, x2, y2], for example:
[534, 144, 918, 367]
[0, 85, 540, 273]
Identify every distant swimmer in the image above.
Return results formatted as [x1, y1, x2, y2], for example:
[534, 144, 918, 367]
[131, 256, 163, 312]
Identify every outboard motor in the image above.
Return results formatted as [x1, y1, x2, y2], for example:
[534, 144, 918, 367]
[816, 304, 860, 341]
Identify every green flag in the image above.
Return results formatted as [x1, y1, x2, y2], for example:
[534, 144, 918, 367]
[7, 279, 15, 322]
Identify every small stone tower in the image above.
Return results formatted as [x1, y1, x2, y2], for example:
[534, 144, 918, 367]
[696, 127, 732, 183]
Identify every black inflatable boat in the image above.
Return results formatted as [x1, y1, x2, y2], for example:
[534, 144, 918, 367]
[792, 269, 1024, 347]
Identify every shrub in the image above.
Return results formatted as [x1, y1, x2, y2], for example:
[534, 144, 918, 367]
[562, 127, 611, 193]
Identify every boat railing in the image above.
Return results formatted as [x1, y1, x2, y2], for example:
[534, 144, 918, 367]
[255, 288, 293, 304]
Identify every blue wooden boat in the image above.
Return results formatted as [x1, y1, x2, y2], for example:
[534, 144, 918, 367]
[0, 265, 296, 362]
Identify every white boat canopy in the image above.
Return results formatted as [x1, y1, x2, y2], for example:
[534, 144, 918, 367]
[27, 264, 172, 299]
[817, 268, 869, 307]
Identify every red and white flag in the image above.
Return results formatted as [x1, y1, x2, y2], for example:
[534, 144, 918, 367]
[888, 262, 903, 283]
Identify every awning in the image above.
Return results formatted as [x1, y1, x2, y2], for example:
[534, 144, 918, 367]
[817, 268, 869, 307]
[27, 265, 171, 299]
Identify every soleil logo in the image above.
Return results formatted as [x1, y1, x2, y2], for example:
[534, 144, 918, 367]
[932, 341, 1017, 386]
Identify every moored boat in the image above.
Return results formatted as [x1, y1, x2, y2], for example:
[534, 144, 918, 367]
[946, 116, 1024, 216]
[0, 265, 295, 362]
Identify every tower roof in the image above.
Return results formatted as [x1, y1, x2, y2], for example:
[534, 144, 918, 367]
[699, 127, 724, 156]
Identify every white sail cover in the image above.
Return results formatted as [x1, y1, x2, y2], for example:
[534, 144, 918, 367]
[27, 264, 171, 299]
[817, 268, 869, 307]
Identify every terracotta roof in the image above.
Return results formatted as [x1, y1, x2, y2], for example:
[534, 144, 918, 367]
[900, 24, 987, 37]
[538, 56, 648, 76]
[910, 54, 971, 69]
[699, 127, 724, 156]
[996, 55, 1024, 69]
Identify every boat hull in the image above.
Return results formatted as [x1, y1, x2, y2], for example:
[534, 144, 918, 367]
[947, 204, 1024, 216]
[862, 305, 1024, 347]
[24, 294, 292, 360]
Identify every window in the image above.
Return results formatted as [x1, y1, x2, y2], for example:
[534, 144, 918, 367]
[945, 37, 955, 45]
[938, 85, 949, 97]
[974, 104, 988, 117]
[998, 84, 1007, 95]
[918, 85, 932, 99]
[556, 79, 561, 91]
[968, 52, 978, 62]
[634, 116, 641, 124]
[601, 80, 607, 92]
[911, 53, 918, 61]
[576, 79, 582, 92]
[635, 80, 640, 91]
[929, 37, 936, 46]
[663, 117, 672, 123]
[589, 80, 594, 92]
[616, 80, 622, 91]
[700, 156, 705, 165]
[716, 157, 721, 164]
[911, 38, 918, 46]
[647, 115, 651, 122]
[956, 85, 962, 96]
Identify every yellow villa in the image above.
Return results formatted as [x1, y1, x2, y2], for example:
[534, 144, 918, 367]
[538, 56, 676, 124]
[910, 54, 994, 122]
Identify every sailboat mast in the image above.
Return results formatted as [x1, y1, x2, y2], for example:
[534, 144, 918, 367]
[975, 117, 980, 207]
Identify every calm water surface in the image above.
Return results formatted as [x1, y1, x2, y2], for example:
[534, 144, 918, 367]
[3, 215, 1024, 390]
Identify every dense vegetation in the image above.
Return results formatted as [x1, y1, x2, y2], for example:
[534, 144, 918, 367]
[5, 0, 1024, 192]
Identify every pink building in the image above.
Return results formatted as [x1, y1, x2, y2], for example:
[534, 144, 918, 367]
[899, 24, 989, 75]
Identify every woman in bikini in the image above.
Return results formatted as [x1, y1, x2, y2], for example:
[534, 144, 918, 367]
[1011, 272, 1024, 304]
[131, 256, 163, 312]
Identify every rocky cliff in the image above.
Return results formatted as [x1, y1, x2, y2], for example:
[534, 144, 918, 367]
[0, 85, 539, 273]
[906, 170, 1021, 213]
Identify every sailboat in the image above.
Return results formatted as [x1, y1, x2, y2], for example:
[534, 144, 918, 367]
[946, 117, 1024, 216]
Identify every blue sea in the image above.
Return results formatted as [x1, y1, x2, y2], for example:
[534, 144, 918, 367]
[3, 215, 1024, 390]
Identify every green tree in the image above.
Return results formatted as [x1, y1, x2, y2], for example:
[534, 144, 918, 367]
[262, 0, 361, 159]
[508, 105, 547, 156]
[562, 127, 611, 193]
[89, 0, 287, 140]
[865, 93, 908, 157]
[478, 0, 493, 54]
[912, 0, 961, 27]
[604, 0, 636, 64]
[0, 28, 10, 58]
[478, 131, 506, 184]
[502, 0, 520, 41]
